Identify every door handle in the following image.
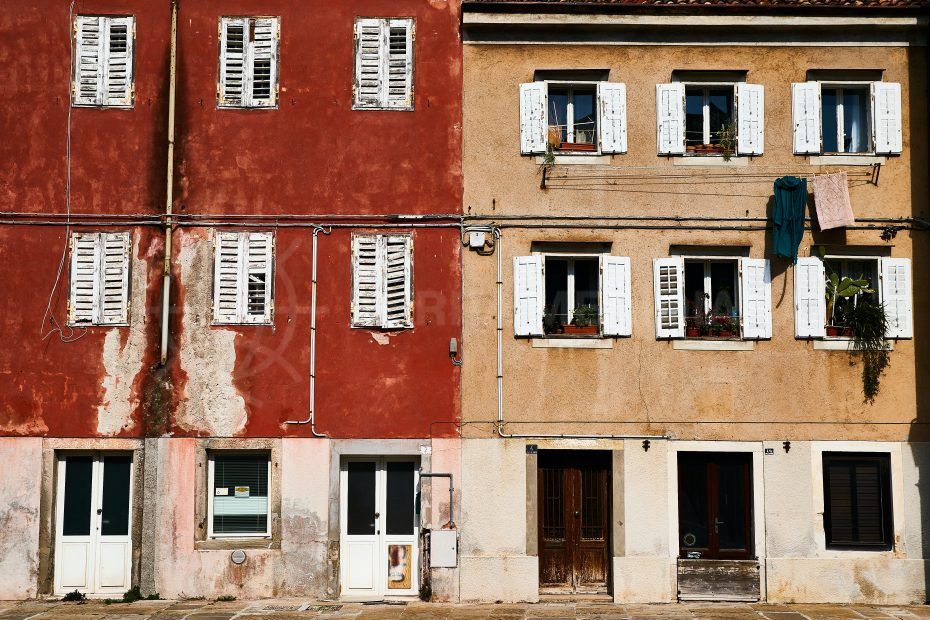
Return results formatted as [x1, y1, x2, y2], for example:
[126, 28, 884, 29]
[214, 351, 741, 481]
[573, 511, 580, 518]
[714, 518, 724, 533]
[374, 512, 380, 519]
[96, 509, 103, 515]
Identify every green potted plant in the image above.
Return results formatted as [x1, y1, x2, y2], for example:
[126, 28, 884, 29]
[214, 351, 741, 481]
[847, 298, 891, 404]
[824, 272, 874, 337]
[564, 304, 599, 335]
[719, 120, 738, 161]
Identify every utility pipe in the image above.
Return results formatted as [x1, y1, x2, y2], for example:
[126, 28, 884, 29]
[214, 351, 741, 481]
[418, 472, 455, 529]
[160, 0, 178, 366]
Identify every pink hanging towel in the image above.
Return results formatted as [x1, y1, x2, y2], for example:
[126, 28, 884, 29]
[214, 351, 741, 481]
[811, 172, 855, 231]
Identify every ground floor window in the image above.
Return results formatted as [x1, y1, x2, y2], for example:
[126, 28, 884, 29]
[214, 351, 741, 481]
[684, 259, 740, 339]
[544, 255, 600, 336]
[208, 452, 271, 538]
[822, 452, 893, 550]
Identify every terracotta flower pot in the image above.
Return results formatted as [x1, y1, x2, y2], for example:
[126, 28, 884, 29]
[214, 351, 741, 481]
[563, 324, 598, 335]
[826, 325, 841, 337]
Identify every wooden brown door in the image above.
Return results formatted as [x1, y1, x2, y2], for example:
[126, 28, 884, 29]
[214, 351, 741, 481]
[538, 451, 611, 593]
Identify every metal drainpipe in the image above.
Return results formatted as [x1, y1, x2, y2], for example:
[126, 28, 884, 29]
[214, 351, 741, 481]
[159, 0, 178, 366]
[491, 226, 669, 442]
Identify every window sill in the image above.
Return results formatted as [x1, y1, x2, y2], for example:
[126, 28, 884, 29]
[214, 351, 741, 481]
[809, 155, 885, 166]
[534, 154, 610, 165]
[812, 339, 895, 351]
[532, 338, 613, 349]
[672, 156, 749, 167]
[672, 339, 755, 351]
[195, 538, 279, 551]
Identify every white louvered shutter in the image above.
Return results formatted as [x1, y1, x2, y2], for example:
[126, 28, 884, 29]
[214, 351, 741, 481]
[653, 257, 684, 339]
[249, 18, 279, 108]
[352, 235, 381, 327]
[513, 256, 543, 337]
[600, 255, 632, 337]
[739, 258, 771, 340]
[792, 82, 821, 154]
[794, 256, 826, 338]
[213, 232, 243, 324]
[69, 233, 100, 325]
[219, 18, 247, 107]
[598, 82, 627, 154]
[880, 257, 912, 339]
[871, 82, 902, 155]
[103, 17, 134, 107]
[354, 19, 383, 109]
[519, 82, 547, 155]
[385, 19, 414, 110]
[383, 235, 413, 328]
[74, 16, 104, 106]
[656, 83, 685, 155]
[99, 232, 131, 325]
[243, 233, 274, 323]
[736, 83, 764, 156]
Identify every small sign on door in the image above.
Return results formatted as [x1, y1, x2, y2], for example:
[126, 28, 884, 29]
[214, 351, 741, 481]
[234, 486, 250, 498]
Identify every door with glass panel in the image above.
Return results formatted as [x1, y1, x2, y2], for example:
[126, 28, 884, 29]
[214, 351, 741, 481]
[54, 453, 133, 595]
[340, 458, 419, 599]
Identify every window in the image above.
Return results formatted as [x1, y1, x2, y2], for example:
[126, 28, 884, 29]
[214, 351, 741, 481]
[520, 81, 627, 155]
[824, 257, 879, 336]
[353, 18, 414, 111]
[792, 81, 902, 155]
[73, 16, 134, 107]
[218, 17, 279, 108]
[513, 251, 631, 338]
[208, 453, 270, 538]
[822, 453, 892, 550]
[212, 231, 274, 325]
[685, 86, 733, 153]
[351, 234, 413, 329]
[657, 81, 763, 156]
[69, 232, 131, 326]
[683, 259, 740, 339]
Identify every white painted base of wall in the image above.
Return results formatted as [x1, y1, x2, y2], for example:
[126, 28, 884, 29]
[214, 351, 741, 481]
[613, 556, 675, 603]
[459, 555, 539, 603]
[765, 558, 929, 605]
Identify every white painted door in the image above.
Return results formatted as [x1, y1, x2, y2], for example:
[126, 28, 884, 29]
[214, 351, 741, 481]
[54, 453, 133, 596]
[340, 457, 419, 599]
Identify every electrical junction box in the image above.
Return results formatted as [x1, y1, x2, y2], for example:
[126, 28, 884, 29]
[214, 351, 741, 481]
[468, 231, 486, 249]
[430, 529, 458, 568]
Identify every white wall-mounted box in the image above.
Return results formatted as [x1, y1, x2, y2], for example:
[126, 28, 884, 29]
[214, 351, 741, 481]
[430, 529, 458, 568]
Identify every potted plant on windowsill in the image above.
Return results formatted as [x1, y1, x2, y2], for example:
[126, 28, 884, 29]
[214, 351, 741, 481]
[824, 268, 873, 338]
[719, 120, 737, 162]
[705, 315, 738, 339]
[563, 304, 599, 335]
[685, 301, 703, 338]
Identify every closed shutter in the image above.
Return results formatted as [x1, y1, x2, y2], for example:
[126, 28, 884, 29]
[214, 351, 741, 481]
[792, 82, 821, 154]
[739, 258, 772, 339]
[74, 16, 104, 106]
[653, 257, 684, 339]
[871, 82, 902, 155]
[103, 17, 134, 107]
[69, 233, 100, 325]
[519, 82, 548, 155]
[353, 18, 413, 110]
[880, 257, 912, 339]
[656, 83, 685, 156]
[69, 232, 130, 326]
[249, 18, 279, 108]
[383, 235, 413, 328]
[354, 18, 383, 109]
[794, 256, 826, 339]
[99, 232, 131, 325]
[219, 18, 247, 107]
[598, 82, 627, 154]
[600, 255, 632, 337]
[823, 454, 891, 548]
[351, 235, 382, 327]
[513, 256, 543, 337]
[213, 232, 244, 324]
[736, 83, 764, 156]
[385, 19, 414, 110]
[243, 232, 274, 323]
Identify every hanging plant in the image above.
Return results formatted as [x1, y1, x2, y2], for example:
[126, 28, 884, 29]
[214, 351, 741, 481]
[719, 120, 738, 162]
[847, 298, 890, 404]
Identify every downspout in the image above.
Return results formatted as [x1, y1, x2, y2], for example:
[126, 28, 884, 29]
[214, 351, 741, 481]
[159, 0, 178, 366]
[285, 225, 331, 437]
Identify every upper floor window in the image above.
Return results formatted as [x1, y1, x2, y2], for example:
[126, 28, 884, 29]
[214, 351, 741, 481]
[353, 18, 414, 111]
[69, 231, 131, 326]
[218, 17, 280, 109]
[351, 234, 413, 329]
[212, 231, 274, 325]
[683, 258, 741, 339]
[792, 81, 902, 156]
[73, 16, 134, 108]
[520, 81, 627, 156]
[684, 85, 733, 154]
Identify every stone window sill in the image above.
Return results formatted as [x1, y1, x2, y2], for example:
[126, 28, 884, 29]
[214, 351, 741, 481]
[808, 155, 885, 166]
[812, 338, 895, 351]
[195, 538, 280, 551]
[532, 338, 614, 349]
[672, 156, 749, 167]
[672, 339, 755, 351]
[534, 154, 611, 165]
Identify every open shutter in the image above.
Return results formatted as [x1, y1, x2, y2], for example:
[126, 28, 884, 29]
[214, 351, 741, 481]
[736, 83, 764, 156]
[213, 232, 243, 324]
[219, 18, 247, 107]
[243, 232, 273, 324]
[352, 235, 382, 327]
[871, 82, 902, 155]
[69, 233, 100, 325]
[354, 19, 384, 109]
[739, 258, 771, 339]
[653, 257, 684, 339]
[513, 256, 543, 337]
[656, 83, 685, 156]
[249, 18, 279, 108]
[99, 232, 131, 325]
[598, 82, 627, 154]
[792, 82, 821, 154]
[385, 19, 414, 110]
[600, 255, 632, 337]
[74, 16, 104, 105]
[519, 82, 548, 155]
[383, 235, 413, 328]
[103, 17, 133, 107]
[794, 256, 826, 338]
[880, 257, 912, 339]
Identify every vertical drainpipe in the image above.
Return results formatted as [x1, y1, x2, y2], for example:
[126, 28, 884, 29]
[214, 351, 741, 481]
[160, 0, 178, 366]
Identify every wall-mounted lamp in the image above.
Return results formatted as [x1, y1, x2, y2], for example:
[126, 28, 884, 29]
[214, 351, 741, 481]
[449, 338, 463, 367]
[783, 440, 791, 453]
[642, 439, 651, 452]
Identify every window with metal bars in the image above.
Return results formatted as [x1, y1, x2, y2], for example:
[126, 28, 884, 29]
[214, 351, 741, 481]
[822, 453, 893, 550]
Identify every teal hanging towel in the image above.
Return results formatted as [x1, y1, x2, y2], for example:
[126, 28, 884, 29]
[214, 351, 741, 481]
[772, 176, 807, 263]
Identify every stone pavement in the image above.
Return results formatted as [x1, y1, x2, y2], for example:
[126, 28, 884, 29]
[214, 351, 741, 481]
[2, 600, 930, 620]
